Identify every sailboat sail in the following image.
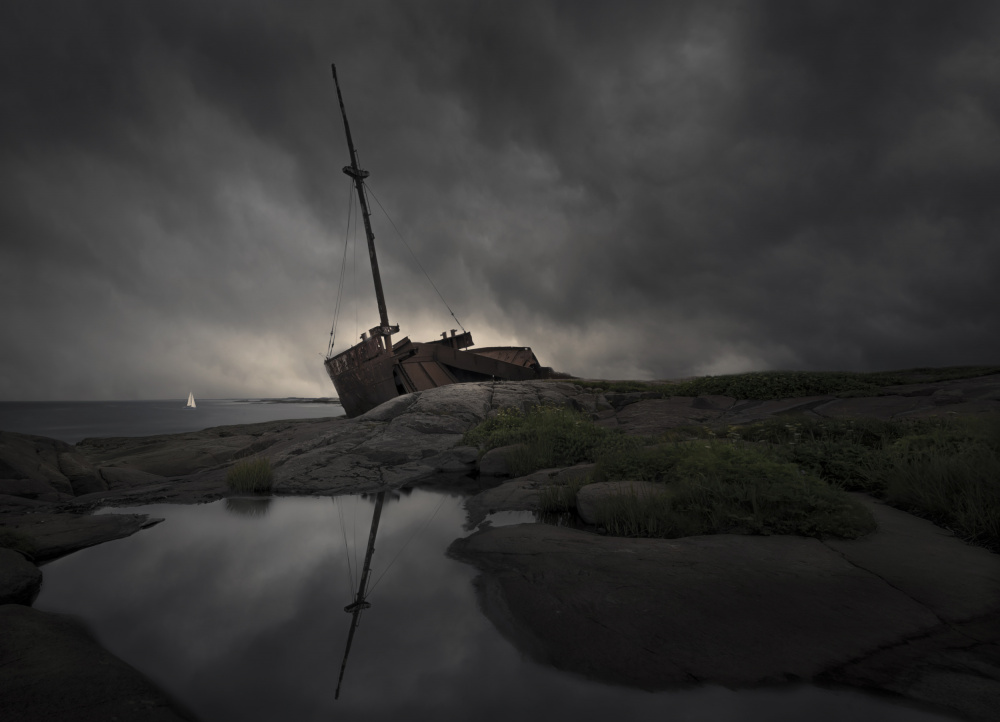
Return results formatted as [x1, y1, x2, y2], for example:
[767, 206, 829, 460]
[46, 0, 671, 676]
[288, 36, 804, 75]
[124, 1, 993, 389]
[186, 392, 196, 409]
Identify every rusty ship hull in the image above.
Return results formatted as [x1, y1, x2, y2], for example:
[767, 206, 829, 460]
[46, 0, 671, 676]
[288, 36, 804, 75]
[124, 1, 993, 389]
[325, 330, 547, 417]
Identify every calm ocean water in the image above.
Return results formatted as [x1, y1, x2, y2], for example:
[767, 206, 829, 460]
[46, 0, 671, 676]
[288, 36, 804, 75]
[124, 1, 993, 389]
[0, 399, 345, 444]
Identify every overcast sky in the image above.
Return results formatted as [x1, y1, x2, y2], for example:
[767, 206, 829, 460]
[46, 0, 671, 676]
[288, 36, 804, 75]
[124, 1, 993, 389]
[2, 1, 998, 401]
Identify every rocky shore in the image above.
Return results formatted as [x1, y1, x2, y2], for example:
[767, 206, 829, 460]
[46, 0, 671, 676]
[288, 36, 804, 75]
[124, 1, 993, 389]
[2, 375, 1000, 721]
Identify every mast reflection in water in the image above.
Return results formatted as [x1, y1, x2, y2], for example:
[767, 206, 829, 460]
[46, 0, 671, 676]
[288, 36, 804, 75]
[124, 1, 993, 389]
[336, 490, 385, 700]
[34, 491, 957, 722]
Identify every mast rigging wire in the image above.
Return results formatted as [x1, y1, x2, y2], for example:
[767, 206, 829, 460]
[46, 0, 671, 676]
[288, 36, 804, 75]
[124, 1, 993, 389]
[328, 176, 470, 355]
[334, 497, 355, 592]
[327, 179, 357, 357]
[365, 492, 450, 596]
[364, 182, 467, 334]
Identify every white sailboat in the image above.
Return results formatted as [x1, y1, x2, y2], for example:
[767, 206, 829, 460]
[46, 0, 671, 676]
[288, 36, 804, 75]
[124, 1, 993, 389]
[186, 392, 197, 409]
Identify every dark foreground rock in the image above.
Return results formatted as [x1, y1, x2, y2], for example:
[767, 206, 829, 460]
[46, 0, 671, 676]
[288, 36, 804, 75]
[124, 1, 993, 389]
[463, 464, 594, 528]
[0, 549, 41, 605]
[0, 512, 162, 562]
[0, 605, 197, 722]
[449, 495, 1000, 722]
[1, 374, 998, 720]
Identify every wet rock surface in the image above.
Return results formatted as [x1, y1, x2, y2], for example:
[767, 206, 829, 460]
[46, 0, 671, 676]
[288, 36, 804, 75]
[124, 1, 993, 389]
[449, 520, 942, 687]
[1, 374, 999, 720]
[0, 605, 197, 722]
[1, 512, 163, 562]
[450, 494, 1000, 721]
[0, 549, 41, 605]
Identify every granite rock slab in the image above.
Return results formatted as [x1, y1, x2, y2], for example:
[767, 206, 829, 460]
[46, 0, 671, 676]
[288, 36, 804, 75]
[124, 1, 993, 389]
[0, 605, 197, 722]
[0, 512, 162, 562]
[0, 549, 41, 605]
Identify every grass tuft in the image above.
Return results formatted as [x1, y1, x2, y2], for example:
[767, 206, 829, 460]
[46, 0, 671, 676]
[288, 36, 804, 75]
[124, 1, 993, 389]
[226, 458, 274, 494]
[538, 475, 590, 513]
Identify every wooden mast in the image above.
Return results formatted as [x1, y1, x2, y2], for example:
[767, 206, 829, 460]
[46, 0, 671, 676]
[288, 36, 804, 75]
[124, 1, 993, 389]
[331, 64, 395, 347]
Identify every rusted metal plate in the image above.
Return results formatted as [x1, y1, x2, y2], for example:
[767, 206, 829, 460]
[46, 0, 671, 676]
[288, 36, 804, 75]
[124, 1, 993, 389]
[473, 346, 540, 368]
[427, 331, 475, 350]
[404, 359, 458, 389]
[327, 335, 547, 417]
[324, 347, 398, 418]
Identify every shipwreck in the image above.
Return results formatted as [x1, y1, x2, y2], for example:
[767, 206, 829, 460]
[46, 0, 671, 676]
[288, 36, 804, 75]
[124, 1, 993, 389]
[323, 65, 555, 417]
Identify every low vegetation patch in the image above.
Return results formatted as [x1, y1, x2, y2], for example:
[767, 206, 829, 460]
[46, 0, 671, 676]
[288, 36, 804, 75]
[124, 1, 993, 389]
[537, 474, 590, 513]
[589, 442, 876, 539]
[464, 393, 1000, 550]
[684, 413, 1000, 550]
[225, 458, 274, 494]
[463, 405, 645, 477]
[464, 405, 875, 541]
[860, 415, 1000, 550]
[573, 365, 1000, 401]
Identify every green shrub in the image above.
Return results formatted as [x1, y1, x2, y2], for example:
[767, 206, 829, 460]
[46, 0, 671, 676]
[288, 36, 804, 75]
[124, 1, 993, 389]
[226, 458, 274, 494]
[714, 413, 1000, 550]
[592, 441, 876, 539]
[861, 415, 1000, 549]
[466, 389, 1000, 550]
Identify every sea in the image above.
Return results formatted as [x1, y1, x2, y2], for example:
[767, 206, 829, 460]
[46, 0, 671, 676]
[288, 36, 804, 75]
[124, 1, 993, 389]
[0, 398, 346, 445]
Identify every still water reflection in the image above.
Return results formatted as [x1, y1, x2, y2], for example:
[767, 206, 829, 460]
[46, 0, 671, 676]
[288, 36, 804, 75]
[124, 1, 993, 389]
[35, 490, 956, 722]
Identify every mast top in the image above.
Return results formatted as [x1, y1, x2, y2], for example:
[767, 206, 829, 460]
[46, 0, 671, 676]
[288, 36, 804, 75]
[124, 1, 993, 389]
[330, 63, 393, 340]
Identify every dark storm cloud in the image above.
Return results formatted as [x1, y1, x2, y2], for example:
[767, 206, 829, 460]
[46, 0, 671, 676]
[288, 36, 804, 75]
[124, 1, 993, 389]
[1, 1, 998, 399]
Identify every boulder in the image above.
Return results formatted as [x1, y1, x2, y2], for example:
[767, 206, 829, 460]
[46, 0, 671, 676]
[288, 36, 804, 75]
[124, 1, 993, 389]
[0, 549, 41, 605]
[57, 451, 107, 495]
[0, 432, 74, 495]
[464, 464, 595, 528]
[464, 477, 545, 529]
[478, 444, 521, 478]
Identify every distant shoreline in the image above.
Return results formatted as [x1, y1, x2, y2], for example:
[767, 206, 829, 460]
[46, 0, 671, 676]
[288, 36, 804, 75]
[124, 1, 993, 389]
[232, 397, 340, 404]
[0, 397, 341, 404]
